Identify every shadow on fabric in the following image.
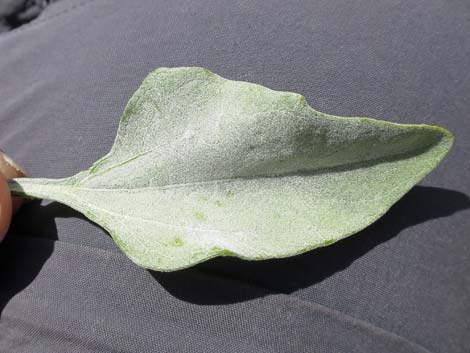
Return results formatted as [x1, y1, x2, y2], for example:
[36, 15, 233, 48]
[0, 201, 78, 316]
[151, 186, 470, 304]
[0, 186, 468, 313]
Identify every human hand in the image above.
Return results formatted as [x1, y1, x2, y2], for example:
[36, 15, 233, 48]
[0, 151, 27, 241]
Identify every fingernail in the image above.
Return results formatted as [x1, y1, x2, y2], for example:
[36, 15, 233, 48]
[0, 151, 28, 179]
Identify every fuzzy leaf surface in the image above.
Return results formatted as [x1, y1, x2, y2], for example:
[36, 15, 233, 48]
[9, 67, 454, 271]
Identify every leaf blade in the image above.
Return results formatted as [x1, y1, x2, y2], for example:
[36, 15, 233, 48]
[9, 67, 454, 271]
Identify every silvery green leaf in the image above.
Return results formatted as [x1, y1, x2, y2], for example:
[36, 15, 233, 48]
[9, 67, 454, 271]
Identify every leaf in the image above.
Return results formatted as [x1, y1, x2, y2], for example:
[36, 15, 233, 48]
[9, 67, 454, 271]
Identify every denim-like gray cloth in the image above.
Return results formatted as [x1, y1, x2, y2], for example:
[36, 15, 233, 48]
[0, 0, 56, 32]
[0, 1, 469, 352]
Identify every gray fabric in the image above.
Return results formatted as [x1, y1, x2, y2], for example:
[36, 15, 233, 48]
[0, 0, 469, 352]
[0, 0, 54, 33]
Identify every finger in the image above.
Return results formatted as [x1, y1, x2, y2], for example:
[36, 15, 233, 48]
[0, 174, 12, 242]
[0, 151, 28, 214]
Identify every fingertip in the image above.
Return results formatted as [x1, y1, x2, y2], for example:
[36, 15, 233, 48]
[0, 151, 28, 178]
[0, 151, 28, 215]
[0, 174, 13, 242]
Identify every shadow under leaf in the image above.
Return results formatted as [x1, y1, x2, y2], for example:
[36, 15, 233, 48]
[151, 186, 470, 304]
[0, 186, 468, 310]
[0, 200, 91, 316]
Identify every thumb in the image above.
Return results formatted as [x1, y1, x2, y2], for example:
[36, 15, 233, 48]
[0, 151, 28, 241]
[0, 174, 12, 242]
